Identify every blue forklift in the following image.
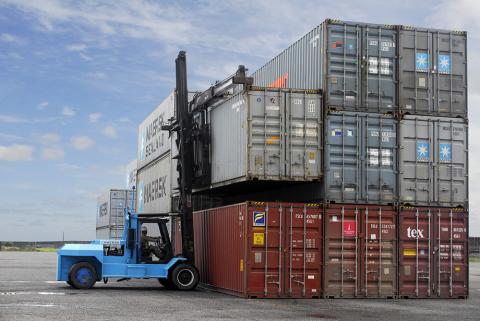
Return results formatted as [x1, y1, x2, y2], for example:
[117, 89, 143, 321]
[57, 51, 252, 291]
[57, 211, 199, 290]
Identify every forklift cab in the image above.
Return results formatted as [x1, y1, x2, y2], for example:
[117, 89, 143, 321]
[127, 215, 174, 264]
[130, 216, 174, 264]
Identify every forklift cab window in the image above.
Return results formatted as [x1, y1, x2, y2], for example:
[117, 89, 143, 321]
[140, 223, 166, 263]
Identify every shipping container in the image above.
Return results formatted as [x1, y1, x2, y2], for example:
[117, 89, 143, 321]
[136, 152, 177, 215]
[398, 115, 468, 207]
[194, 202, 323, 298]
[398, 27, 467, 118]
[324, 111, 397, 204]
[208, 88, 322, 188]
[137, 92, 196, 170]
[96, 189, 135, 228]
[172, 216, 182, 256]
[252, 19, 397, 113]
[323, 204, 397, 298]
[125, 159, 137, 190]
[95, 226, 124, 240]
[398, 206, 468, 298]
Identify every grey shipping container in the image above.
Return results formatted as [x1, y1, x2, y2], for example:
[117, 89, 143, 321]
[209, 88, 322, 188]
[398, 26, 467, 118]
[252, 19, 397, 112]
[136, 151, 177, 215]
[137, 91, 196, 170]
[96, 226, 124, 240]
[96, 189, 135, 228]
[324, 111, 397, 203]
[399, 115, 468, 207]
[125, 159, 137, 190]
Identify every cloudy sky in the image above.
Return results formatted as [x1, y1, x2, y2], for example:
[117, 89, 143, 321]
[0, 0, 478, 241]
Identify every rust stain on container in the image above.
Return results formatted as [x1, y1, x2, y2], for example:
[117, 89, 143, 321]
[398, 207, 468, 298]
[194, 201, 322, 298]
[324, 204, 397, 298]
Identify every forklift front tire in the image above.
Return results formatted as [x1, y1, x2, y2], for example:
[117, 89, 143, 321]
[158, 278, 177, 290]
[171, 263, 199, 291]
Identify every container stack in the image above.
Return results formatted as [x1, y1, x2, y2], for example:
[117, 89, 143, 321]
[95, 189, 135, 239]
[187, 19, 468, 298]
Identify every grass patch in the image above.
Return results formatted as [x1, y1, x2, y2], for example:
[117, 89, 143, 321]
[35, 247, 58, 253]
[469, 256, 480, 263]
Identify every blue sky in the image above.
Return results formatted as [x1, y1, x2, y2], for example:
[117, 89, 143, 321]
[0, 0, 478, 241]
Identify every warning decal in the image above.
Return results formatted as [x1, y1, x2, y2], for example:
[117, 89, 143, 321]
[343, 220, 356, 237]
[253, 232, 265, 246]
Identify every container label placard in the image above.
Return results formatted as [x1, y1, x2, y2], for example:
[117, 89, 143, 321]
[415, 53, 429, 72]
[416, 141, 430, 162]
[253, 232, 265, 245]
[343, 221, 356, 237]
[253, 211, 265, 226]
[403, 249, 417, 256]
[439, 143, 452, 162]
[438, 54, 451, 74]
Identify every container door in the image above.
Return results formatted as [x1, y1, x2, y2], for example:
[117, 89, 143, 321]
[360, 207, 397, 297]
[399, 117, 434, 205]
[399, 208, 433, 298]
[362, 26, 396, 111]
[435, 118, 468, 207]
[326, 23, 361, 110]
[432, 208, 468, 298]
[398, 29, 433, 115]
[284, 204, 322, 298]
[432, 31, 467, 117]
[248, 91, 284, 179]
[364, 115, 397, 203]
[325, 113, 361, 202]
[247, 203, 283, 297]
[285, 91, 322, 180]
[324, 206, 359, 297]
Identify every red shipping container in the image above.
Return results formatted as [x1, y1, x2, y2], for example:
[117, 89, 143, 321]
[172, 216, 182, 256]
[324, 204, 397, 298]
[398, 207, 468, 298]
[193, 201, 323, 298]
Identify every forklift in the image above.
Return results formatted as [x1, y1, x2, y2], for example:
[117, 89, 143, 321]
[56, 51, 252, 290]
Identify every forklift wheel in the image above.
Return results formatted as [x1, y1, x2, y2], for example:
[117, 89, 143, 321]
[158, 278, 177, 290]
[171, 263, 199, 291]
[68, 262, 97, 289]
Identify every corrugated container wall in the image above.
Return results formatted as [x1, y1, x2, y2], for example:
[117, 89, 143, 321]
[399, 115, 468, 207]
[209, 88, 322, 188]
[324, 112, 397, 204]
[194, 202, 323, 298]
[251, 19, 467, 118]
[136, 151, 177, 215]
[398, 207, 468, 298]
[96, 226, 124, 240]
[398, 27, 467, 117]
[125, 159, 137, 190]
[252, 20, 397, 113]
[96, 189, 135, 228]
[323, 204, 397, 298]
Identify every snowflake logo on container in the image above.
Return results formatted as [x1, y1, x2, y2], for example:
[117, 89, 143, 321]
[139, 129, 146, 161]
[439, 143, 452, 162]
[438, 54, 451, 74]
[416, 141, 430, 162]
[416, 53, 429, 72]
[137, 181, 144, 213]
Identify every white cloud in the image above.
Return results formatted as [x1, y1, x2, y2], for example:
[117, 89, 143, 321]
[39, 133, 61, 145]
[0, 133, 23, 141]
[88, 112, 102, 123]
[41, 147, 64, 160]
[37, 101, 49, 110]
[0, 144, 34, 161]
[62, 106, 76, 117]
[0, 114, 28, 123]
[70, 136, 94, 150]
[102, 126, 117, 139]
[66, 43, 87, 51]
[117, 117, 130, 123]
[56, 163, 81, 171]
[0, 33, 24, 44]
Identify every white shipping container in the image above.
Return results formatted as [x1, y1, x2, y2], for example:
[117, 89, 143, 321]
[96, 189, 135, 228]
[125, 159, 137, 190]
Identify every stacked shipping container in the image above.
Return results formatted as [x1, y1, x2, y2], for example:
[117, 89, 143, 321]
[95, 189, 135, 240]
[187, 19, 468, 298]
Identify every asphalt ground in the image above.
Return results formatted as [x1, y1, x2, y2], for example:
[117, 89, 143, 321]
[0, 251, 478, 321]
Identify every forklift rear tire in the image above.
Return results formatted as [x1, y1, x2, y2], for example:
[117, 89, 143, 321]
[68, 262, 97, 289]
[171, 263, 199, 291]
[158, 278, 177, 290]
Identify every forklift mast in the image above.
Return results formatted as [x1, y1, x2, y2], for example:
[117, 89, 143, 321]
[171, 51, 253, 262]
